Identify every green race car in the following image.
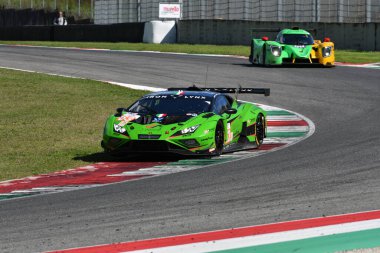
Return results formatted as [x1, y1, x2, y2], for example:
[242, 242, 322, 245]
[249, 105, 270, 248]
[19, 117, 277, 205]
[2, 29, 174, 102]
[102, 86, 270, 156]
[249, 27, 335, 66]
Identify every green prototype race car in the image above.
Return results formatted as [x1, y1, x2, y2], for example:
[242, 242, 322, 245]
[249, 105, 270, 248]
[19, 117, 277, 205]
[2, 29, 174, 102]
[101, 86, 270, 156]
[249, 27, 335, 66]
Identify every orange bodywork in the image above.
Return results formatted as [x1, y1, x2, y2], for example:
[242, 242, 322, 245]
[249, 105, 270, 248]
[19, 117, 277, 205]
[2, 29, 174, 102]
[311, 40, 335, 66]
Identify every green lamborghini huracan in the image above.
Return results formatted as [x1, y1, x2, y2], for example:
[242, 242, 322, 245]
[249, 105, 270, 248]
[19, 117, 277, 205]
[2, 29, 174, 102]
[102, 86, 270, 156]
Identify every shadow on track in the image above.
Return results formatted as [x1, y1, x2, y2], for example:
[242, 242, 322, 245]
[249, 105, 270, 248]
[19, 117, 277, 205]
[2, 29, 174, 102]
[233, 63, 331, 69]
[73, 152, 205, 163]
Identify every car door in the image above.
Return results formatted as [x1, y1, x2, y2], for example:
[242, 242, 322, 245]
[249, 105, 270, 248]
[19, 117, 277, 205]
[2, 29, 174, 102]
[212, 95, 239, 144]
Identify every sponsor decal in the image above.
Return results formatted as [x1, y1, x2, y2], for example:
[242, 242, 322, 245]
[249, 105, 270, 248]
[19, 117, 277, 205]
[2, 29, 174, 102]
[117, 112, 140, 126]
[146, 123, 159, 129]
[176, 90, 185, 96]
[184, 95, 207, 99]
[226, 123, 234, 143]
[152, 113, 167, 123]
[186, 113, 198, 117]
[145, 95, 168, 99]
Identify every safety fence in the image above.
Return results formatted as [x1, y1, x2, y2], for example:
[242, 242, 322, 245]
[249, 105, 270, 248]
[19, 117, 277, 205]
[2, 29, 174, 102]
[0, 0, 93, 20]
[94, 0, 380, 24]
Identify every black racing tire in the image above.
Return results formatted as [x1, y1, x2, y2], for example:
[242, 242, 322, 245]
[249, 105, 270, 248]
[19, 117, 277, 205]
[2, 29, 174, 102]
[262, 45, 267, 66]
[214, 121, 224, 156]
[255, 114, 265, 148]
[249, 41, 255, 64]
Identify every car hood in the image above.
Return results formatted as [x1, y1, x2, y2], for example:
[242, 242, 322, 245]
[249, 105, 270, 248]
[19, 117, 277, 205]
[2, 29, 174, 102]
[283, 44, 313, 58]
[115, 112, 206, 126]
[111, 112, 215, 139]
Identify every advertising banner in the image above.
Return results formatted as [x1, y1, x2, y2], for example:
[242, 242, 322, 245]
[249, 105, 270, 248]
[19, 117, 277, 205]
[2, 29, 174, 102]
[159, 3, 182, 19]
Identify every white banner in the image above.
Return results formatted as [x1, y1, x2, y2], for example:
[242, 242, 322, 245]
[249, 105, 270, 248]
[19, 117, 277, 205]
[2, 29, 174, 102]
[159, 3, 182, 19]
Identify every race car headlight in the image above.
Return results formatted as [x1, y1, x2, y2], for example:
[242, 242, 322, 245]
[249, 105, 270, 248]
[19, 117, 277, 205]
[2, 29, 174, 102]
[113, 124, 127, 134]
[322, 46, 332, 57]
[181, 125, 200, 134]
[270, 45, 282, 57]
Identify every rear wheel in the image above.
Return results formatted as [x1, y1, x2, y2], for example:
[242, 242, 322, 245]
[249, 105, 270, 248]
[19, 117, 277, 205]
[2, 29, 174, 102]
[214, 121, 224, 156]
[255, 114, 265, 147]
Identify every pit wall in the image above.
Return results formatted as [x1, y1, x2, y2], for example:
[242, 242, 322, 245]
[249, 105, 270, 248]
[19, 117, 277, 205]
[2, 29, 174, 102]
[0, 20, 378, 51]
[0, 23, 144, 42]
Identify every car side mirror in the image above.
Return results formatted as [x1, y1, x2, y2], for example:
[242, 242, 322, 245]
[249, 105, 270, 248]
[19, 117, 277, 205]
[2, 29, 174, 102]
[225, 108, 237, 114]
[116, 108, 126, 114]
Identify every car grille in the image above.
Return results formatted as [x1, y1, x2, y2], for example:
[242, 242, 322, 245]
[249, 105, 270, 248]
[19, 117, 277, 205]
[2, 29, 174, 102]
[130, 141, 169, 151]
[138, 134, 161, 140]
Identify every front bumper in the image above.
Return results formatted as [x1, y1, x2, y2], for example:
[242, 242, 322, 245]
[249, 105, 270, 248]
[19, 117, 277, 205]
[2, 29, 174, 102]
[103, 139, 212, 156]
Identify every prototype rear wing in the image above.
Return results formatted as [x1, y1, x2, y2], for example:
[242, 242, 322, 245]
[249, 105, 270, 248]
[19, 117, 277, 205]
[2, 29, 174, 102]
[167, 86, 270, 96]
[251, 27, 317, 37]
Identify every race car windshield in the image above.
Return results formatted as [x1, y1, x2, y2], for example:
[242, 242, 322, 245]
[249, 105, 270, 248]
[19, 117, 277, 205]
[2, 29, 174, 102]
[127, 95, 212, 115]
[281, 34, 314, 45]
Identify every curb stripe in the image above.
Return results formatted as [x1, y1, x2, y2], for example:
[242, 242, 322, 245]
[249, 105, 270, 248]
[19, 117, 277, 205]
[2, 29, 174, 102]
[211, 228, 380, 253]
[48, 210, 380, 253]
[266, 110, 295, 116]
[120, 222, 380, 253]
[267, 120, 308, 127]
[0, 162, 168, 194]
[267, 132, 307, 138]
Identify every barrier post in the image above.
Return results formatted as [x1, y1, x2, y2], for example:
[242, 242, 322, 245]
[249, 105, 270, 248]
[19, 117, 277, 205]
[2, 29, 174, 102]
[366, 0, 371, 23]
[137, 0, 141, 22]
[278, 0, 283, 22]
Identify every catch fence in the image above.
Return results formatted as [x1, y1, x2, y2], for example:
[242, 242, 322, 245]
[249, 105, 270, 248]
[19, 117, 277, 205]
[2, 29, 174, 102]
[0, 0, 93, 20]
[94, 0, 380, 24]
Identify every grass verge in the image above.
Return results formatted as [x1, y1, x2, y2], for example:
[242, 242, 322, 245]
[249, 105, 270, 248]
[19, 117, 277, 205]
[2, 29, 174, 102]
[0, 68, 147, 181]
[1, 41, 379, 64]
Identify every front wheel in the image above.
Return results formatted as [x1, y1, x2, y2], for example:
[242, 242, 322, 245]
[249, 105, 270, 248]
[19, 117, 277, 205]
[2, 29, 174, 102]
[262, 45, 267, 66]
[214, 122, 224, 156]
[255, 114, 265, 148]
[249, 41, 255, 64]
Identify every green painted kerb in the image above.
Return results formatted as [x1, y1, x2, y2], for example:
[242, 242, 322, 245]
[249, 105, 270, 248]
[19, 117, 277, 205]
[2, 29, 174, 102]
[266, 110, 295, 116]
[267, 132, 308, 138]
[209, 228, 380, 253]
[0, 193, 34, 200]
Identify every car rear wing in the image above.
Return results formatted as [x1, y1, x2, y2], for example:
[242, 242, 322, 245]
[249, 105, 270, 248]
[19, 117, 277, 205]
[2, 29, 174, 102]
[251, 27, 317, 37]
[167, 86, 270, 96]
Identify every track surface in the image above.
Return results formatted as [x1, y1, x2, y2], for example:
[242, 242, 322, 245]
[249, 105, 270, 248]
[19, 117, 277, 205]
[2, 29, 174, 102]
[0, 45, 379, 252]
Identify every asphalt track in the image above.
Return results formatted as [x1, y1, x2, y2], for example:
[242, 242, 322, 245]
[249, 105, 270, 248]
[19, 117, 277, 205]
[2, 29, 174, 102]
[0, 45, 379, 252]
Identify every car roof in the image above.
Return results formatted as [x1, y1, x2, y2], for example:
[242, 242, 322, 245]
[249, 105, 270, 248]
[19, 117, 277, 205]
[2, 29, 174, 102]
[280, 28, 310, 35]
